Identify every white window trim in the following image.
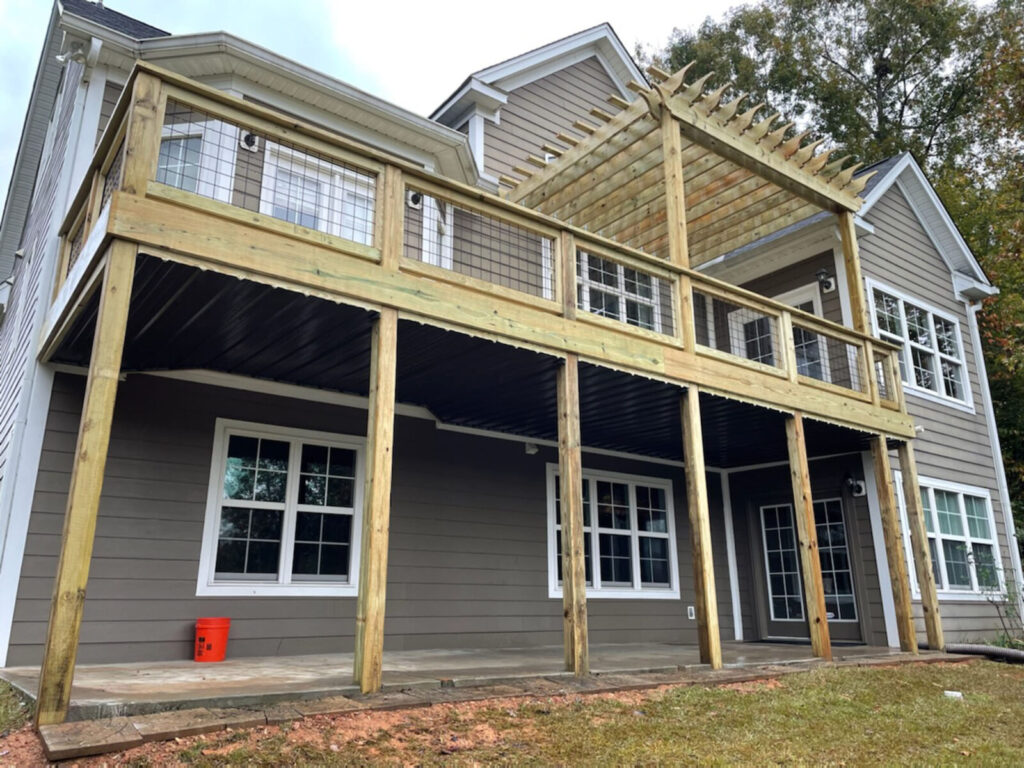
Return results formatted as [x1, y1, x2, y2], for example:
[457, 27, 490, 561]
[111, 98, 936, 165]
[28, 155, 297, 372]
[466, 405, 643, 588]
[577, 251, 663, 333]
[197, 418, 364, 597]
[420, 194, 454, 270]
[865, 278, 974, 412]
[726, 307, 777, 366]
[760, 497, 859, 623]
[159, 119, 238, 203]
[259, 141, 375, 245]
[774, 283, 834, 383]
[893, 471, 1006, 601]
[545, 464, 680, 600]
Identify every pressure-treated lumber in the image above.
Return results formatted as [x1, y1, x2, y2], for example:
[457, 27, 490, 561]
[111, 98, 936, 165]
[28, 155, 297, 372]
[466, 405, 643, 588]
[785, 414, 832, 660]
[557, 354, 589, 675]
[353, 308, 399, 692]
[661, 112, 697, 353]
[681, 386, 722, 668]
[871, 435, 918, 652]
[897, 440, 945, 651]
[120, 71, 165, 197]
[35, 241, 137, 726]
[838, 211, 870, 334]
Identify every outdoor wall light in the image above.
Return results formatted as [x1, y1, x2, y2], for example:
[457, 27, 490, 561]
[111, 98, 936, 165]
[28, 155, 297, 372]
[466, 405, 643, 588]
[816, 268, 836, 293]
[844, 473, 867, 497]
[524, 442, 539, 455]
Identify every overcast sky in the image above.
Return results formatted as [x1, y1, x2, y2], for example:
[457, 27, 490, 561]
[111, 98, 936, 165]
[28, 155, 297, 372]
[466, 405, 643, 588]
[0, 0, 739, 204]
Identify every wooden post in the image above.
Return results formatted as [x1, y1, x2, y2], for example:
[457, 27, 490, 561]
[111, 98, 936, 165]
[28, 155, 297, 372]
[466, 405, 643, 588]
[784, 414, 832, 660]
[662, 111, 696, 352]
[557, 353, 588, 674]
[837, 211, 870, 335]
[35, 241, 137, 726]
[897, 441, 944, 651]
[681, 386, 722, 669]
[378, 166, 404, 272]
[560, 231, 577, 320]
[121, 71, 166, 197]
[353, 308, 399, 693]
[870, 435, 918, 652]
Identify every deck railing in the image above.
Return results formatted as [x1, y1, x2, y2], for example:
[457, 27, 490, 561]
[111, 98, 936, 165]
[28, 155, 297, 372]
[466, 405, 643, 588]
[54, 65, 908, 421]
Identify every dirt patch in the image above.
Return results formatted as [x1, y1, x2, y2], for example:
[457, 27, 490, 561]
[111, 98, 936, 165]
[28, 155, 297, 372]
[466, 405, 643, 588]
[720, 678, 785, 694]
[0, 723, 47, 766]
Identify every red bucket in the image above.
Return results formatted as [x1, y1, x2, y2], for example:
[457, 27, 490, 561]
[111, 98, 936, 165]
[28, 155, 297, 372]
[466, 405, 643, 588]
[194, 617, 230, 662]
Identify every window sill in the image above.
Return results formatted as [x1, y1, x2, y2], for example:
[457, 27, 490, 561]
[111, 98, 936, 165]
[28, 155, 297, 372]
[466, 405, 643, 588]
[549, 586, 679, 601]
[913, 589, 1007, 603]
[903, 382, 975, 414]
[197, 581, 358, 597]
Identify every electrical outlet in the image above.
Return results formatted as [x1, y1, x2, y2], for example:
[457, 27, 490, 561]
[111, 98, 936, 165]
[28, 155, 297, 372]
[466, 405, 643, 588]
[687, 605, 696, 620]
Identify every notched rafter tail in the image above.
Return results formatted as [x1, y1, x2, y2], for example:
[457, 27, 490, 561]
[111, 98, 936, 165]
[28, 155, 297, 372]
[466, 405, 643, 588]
[589, 107, 614, 123]
[498, 174, 520, 188]
[511, 165, 534, 178]
[802, 146, 835, 175]
[627, 80, 648, 94]
[778, 130, 811, 159]
[526, 155, 548, 169]
[792, 138, 825, 166]
[698, 82, 732, 115]
[679, 71, 715, 105]
[646, 64, 671, 82]
[846, 170, 876, 195]
[607, 93, 631, 110]
[714, 93, 747, 124]
[831, 161, 864, 189]
[728, 102, 764, 135]
[761, 121, 795, 151]
[555, 132, 579, 147]
[573, 120, 597, 135]
[819, 154, 852, 180]
[541, 143, 564, 158]
[661, 61, 696, 94]
[746, 112, 781, 142]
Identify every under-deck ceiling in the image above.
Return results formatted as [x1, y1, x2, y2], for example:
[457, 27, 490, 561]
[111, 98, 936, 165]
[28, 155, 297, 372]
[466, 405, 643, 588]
[52, 253, 874, 467]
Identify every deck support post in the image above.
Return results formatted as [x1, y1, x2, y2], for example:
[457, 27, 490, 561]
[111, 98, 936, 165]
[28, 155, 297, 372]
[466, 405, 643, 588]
[681, 386, 722, 669]
[784, 413, 832, 660]
[897, 440, 944, 650]
[557, 353, 589, 674]
[35, 242, 137, 727]
[871, 436, 918, 652]
[353, 308, 399, 693]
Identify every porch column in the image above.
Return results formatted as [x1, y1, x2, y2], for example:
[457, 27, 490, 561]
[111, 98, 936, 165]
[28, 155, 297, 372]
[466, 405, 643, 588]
[784, 413, 832, 660]
[681, 386, 722, 668]
[870, 435, 918, 652]
[35, 241, 137, 726]
[837, 211, 871, 334]
[897, 440, 944, 650]
[353, 307, 398, 693]
[557, 353, 589, 675]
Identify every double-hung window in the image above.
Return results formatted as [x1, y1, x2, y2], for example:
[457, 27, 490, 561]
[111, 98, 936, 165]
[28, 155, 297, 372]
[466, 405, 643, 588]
[547, 466, 679, 599]
[897, 475, 1003, 597]
[260, 142, 375, 245]
[867, 282, 969, 406]
[577, 251, 663, 332]
[197, 419, 363, 596]
[157, 104, 239, 203]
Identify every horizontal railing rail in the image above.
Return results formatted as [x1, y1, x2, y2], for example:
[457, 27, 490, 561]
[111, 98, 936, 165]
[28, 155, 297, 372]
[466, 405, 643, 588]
[51, 61, 912, 428]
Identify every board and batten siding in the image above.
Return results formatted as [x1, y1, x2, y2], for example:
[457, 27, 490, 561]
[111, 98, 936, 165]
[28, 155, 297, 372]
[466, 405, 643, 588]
[483, 56, 620, 182]
[0, 60, 83, 548]
[860, 183, 1013, 642]
[9, 373, 734, 665]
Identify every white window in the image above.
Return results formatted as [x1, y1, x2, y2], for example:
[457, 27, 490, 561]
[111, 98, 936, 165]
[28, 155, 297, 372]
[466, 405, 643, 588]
[896, 475, 1003, 598]
[546, 465, 679, 599]
[760, 498, 857, 622]
[867, 281, 970, 406]
[260, 142, 375, 245]
[775, 284, 832, 383]
[157, 115, 239, 203]
[197, 419, 363, 596]
[577, 251, 663, 332]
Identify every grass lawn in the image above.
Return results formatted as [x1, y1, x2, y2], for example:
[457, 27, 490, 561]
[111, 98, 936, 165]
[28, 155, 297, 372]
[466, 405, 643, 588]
[4, 659, 1022, 765]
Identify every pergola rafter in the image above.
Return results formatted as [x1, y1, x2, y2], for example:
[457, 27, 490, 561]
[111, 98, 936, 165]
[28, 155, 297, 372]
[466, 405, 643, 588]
[506, 63, 876, 267]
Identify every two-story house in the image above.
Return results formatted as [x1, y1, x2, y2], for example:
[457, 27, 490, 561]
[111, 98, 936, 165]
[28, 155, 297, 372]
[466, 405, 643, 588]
[0, 1, 1019, 726]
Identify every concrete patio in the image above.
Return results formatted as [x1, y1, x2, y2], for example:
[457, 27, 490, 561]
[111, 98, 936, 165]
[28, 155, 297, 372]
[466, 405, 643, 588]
[1, 641, 915, 721]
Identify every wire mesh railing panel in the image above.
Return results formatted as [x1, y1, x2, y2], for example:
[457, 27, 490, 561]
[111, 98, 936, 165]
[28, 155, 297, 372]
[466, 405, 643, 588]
[100, 140, 124, 211]
[692, 287, 783, 369]
[873, 350, 899, 403]
[575, 249, 674, 334]
[790, 321, 867, 394]
[159, 100, 377, 246]
[403, 189, 555, 300]
[67, 224, 86, 271]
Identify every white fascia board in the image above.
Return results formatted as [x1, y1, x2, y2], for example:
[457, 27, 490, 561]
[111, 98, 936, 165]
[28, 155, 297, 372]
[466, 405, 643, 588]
[860, 153, 989, 287]
[474, 24, 643, 96]
[954, 272, 999, 301]
[432, 78, 508, 126]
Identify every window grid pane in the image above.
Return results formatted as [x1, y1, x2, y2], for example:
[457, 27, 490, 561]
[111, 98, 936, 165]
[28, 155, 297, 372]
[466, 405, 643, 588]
[762, 505, 804, 621]
[576, 250, 674, 335]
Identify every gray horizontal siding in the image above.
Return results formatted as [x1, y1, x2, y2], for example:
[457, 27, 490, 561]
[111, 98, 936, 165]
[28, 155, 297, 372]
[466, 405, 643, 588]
[10, 373, 735, 665]
[484, 56, 619, 181]
[861, 185, 1013, 643]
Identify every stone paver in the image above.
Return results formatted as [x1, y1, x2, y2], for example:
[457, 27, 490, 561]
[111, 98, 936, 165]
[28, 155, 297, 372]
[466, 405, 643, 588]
[39, 716, 144, 761]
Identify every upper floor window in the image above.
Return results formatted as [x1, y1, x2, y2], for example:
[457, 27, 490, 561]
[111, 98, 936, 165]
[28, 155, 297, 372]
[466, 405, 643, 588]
[897, 475, 1003, 597]
[867, 282, 969, 406]
[577, 251, 663, 332]
[546, 465, 679, 599]
[197, 419, 363, 596]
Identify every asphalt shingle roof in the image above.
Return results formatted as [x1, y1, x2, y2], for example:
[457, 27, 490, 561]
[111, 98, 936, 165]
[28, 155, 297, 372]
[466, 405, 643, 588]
[62, 0, 170, 39]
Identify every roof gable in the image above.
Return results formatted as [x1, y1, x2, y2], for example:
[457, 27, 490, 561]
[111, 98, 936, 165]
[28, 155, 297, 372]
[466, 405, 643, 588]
[860, 153, 990, 291]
